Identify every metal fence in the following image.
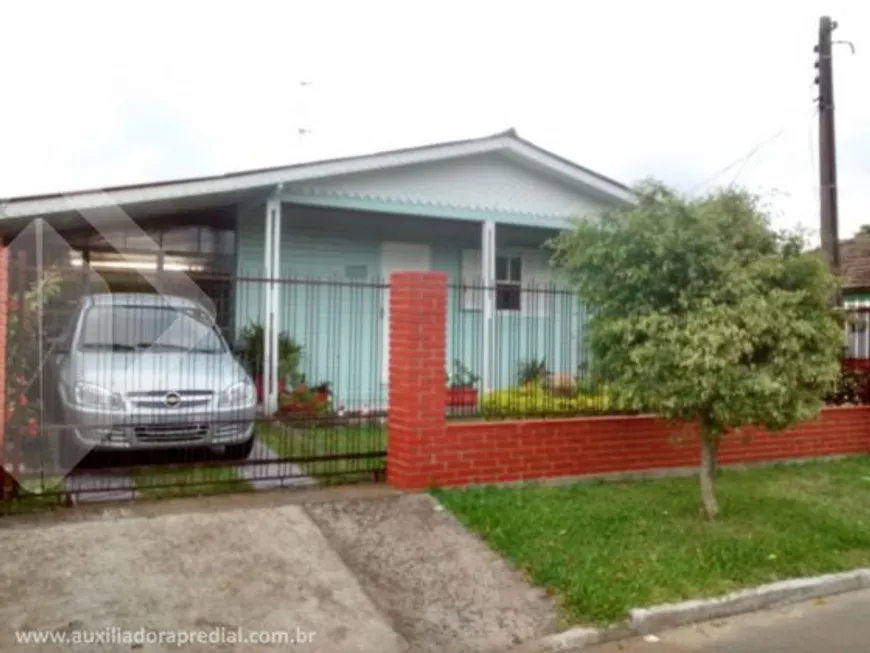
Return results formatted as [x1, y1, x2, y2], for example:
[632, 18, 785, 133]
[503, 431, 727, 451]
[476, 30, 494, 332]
[446, 281, 632, 420]
[3, 265, 868, 511]
[2, 264, 388, 510]
[846, 307, 870, 359]
[446, 282, 870, 420]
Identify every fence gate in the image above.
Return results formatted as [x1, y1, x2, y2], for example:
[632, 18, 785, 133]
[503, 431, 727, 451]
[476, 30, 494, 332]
[2, 266, 388, 509]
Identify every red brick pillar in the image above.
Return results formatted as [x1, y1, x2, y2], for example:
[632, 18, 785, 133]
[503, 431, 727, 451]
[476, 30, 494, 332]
[387, 271, 448, 490]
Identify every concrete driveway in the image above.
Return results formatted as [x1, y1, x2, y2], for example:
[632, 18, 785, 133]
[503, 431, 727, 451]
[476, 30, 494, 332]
[0, 503, 406, 652]
[585, 589, 870, 653]
[0, 490, 557, 653]
[307, 494, 556, 653]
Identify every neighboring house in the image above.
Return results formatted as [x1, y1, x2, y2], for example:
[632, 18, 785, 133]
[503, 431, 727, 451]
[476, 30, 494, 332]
[840, 231, 870, 359]
[841, 231, 870, 306]
[0, 129, 634, 411]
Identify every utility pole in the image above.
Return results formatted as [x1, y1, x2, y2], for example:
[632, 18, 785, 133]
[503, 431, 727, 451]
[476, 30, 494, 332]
[815, 16, 840, 288]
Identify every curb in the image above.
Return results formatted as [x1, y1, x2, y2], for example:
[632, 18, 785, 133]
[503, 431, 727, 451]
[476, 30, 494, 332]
[506, 568, 870, 652]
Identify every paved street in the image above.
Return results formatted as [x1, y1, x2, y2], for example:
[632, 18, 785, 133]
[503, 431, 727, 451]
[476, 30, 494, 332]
[586, 588, 870, 653]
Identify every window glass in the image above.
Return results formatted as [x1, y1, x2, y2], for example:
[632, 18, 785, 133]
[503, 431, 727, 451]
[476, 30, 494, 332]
[79, 305, 225, 353]
[496, 256, 508, 281]
[495, 255, 522, 311]
[496, 255, 522, 283]
[496, 286, 521, 311]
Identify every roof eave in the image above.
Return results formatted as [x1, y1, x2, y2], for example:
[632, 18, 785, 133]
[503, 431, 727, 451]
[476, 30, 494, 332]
[0, 130, 634, 220]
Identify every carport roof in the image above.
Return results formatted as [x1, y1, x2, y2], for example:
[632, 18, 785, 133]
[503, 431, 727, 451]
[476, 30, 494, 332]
[0, 129, 634, 222]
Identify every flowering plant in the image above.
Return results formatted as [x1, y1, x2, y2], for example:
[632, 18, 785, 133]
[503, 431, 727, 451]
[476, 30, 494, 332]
[2, 267, 63, 496]
[275, 379, 333, 425]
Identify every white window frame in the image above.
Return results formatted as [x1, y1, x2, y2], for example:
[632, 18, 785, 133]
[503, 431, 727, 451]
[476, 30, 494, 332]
[495, 252, 523, 313]
[461, 247, 553, 316]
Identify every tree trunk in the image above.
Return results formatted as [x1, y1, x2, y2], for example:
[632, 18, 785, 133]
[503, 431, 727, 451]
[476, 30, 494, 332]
[699, 430, 720, 520]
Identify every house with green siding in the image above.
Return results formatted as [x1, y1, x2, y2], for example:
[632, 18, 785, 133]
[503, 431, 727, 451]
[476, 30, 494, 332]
[841, 231, 870, 306]
[0, 130, 634, 413]
[841, 231, 870, 359]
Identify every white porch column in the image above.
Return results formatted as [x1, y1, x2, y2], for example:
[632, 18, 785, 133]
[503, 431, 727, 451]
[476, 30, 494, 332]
[263, 189, 283, 415]
[262, 201, 273, 413]
[481, 220, 496, 394]
[570, 294, 580, 378]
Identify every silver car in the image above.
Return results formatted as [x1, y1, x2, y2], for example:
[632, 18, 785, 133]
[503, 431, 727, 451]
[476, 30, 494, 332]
[48, 293, 257, 464]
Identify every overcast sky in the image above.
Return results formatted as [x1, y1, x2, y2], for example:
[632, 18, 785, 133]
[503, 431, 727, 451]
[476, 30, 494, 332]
[1, 0, 867, 239]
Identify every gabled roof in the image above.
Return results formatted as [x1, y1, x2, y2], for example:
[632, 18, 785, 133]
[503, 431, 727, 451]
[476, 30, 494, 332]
[841, 234, 870, 290]
[0, 129, 634, 220]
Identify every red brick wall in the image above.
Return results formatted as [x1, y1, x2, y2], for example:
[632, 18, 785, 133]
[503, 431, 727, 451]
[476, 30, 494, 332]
[428, 408, 870, 487]
[386, 272, 870, 490]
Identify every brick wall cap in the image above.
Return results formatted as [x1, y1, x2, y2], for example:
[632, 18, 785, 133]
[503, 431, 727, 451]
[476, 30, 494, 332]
[445, 406, 870, 430]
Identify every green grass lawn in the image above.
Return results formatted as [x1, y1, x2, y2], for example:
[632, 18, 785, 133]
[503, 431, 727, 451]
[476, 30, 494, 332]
[258, 422, 386, 483]
[133, 465, 251, 500]
[1, 475, 67, 515]
[434, 456, 870, 627]
[1, 491, 65, 515]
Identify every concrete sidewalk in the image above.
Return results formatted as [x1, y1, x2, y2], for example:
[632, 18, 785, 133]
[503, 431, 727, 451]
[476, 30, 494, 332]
[586, 588, 870, 652]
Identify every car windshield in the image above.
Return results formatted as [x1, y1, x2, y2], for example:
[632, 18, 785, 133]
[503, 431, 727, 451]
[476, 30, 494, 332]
[79, 305, 226, 353]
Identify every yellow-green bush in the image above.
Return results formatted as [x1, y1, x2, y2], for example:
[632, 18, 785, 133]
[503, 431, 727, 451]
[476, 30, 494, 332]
[480, 384, 627, 418]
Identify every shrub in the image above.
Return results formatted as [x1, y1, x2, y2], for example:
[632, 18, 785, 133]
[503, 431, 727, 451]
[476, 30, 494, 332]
[2, 267, 63, 497]
[480, 384, 632, 418]
[825, 365, 870, 406]
[236, 324, 303, 384]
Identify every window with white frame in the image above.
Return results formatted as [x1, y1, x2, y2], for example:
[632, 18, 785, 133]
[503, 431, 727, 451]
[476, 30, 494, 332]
[496, 255, 522, 311]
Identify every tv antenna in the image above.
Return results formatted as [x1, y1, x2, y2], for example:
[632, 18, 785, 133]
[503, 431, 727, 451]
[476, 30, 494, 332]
[297, 80, 314, 159]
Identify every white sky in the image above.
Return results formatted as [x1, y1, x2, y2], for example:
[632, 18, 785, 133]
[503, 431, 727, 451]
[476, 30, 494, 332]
[1, 0, 867, 239]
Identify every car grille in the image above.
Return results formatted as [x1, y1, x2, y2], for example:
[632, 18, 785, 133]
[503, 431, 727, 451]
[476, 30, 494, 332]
[134, 423, 209, 443]
[215, 422, 242, 436]
[126, 390, 214, 409]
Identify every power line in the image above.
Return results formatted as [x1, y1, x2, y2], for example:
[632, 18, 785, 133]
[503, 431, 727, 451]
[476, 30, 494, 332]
[685, 77, 823, 197]
[686, 128, 786, 195]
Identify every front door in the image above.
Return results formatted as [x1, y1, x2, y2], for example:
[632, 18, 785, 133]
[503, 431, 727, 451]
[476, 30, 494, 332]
[380, 242, 432, 382]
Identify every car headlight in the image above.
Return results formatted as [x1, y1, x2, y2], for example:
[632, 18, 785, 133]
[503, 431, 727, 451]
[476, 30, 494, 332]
[74, 382, 126, 411]
[220, 381, 256, 408]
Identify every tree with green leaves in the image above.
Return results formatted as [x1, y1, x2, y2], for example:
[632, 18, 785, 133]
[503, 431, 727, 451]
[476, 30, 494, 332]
[549, 181, 844, 519]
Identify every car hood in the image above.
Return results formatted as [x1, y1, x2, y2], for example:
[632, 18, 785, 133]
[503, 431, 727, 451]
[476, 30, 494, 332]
[71, 352, 253, 395]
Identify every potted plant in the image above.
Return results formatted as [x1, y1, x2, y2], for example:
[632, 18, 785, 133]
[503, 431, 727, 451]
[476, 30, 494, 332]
[517, 359, 550, 387]
[235, 324, 303, 402]
[276, 378, 334, 425]
[447, 360, 480, 407]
